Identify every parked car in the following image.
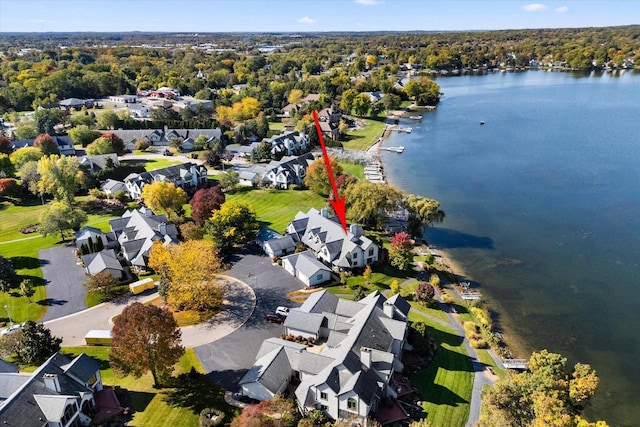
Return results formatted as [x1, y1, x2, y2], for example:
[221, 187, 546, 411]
[162, 149, 173, 156]
[1, 322, 25, 336]
[275, 306, 289, 317]
[265, 313, 285, 324]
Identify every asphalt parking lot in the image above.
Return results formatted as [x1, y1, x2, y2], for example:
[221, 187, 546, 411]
[39, 246, 88, 321]
[194, 244, 305, 391]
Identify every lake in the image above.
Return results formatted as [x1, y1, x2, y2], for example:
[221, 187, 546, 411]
[381, 70, 640, 426]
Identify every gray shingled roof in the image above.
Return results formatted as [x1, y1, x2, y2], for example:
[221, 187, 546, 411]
[284, 310, 324, 335]
[298, 289, 338, 314]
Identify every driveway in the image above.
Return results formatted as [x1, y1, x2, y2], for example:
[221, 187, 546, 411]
[39, 246, 88, 321]
[194, 245, 306, 392]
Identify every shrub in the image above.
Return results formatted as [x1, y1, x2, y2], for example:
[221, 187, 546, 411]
[199, 408, 225, 427]
[415, 282, 435, 304]
[134, 139, 150, 151]
[113, 189, 128, 204]
[89, 188, 107, 199]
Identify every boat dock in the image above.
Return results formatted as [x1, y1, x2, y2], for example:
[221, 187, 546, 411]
[395, 127, 412, 133]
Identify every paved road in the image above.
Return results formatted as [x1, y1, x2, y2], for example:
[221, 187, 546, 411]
[194, 245, 305, 392]
[39, 246, 88, 321]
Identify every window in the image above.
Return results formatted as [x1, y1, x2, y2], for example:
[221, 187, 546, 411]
[369, 248, 374, 256]
[353, 252, 358, 258]
[320, 391, 328, 400]
[347, 398, 357, 411]
[317, 274, 323, 280]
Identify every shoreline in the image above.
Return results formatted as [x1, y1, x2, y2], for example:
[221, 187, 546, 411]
[371, 118, 530, 361]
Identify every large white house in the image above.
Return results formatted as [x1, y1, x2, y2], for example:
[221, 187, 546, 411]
[123, 162, 208, 199]
[285, 208, 379, 272]
[239, 290, 410, 422]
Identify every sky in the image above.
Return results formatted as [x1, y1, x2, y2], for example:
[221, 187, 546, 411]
[0, 0, 637, 33]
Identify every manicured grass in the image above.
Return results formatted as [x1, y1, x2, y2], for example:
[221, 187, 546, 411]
[0, 199, 120, 323]
[342, 118, 386, 151]
[120, 158, 182, 172]
[226, 188, 326, 233]
[409, 311, 474, 427]
[61, 347, 230, 427]
[400, 100, 412, 108]
[269, 121, 285, 131]
[339, 161, 365, 180]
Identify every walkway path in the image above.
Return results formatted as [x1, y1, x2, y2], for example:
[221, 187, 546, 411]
[44, 275, 256, 348]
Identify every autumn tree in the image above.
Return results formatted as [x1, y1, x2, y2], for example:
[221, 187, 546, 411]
[110, 302, 184, 387]
[304, 155, 343, 197]
[352, 93, 372, 117]
[287, 89, 303, 105]
[0, 135, 11, 155]
[33, 133, 59, 156]
[405, 194, 445, 237]
[13, 321, 62, 365]
[230, 395, 297, 427]
[219, 170, 239, 191]
[9, 146, 42, 170]
[36, 154, 80, 206]
[18, 162, 43, 203]
[86, 132, 125, 156]
[205, 200, 258, 254]
[189, 186, 226, 226]
[389, 231, 414, 270]
[415, 282, 435, 305]
[480, 350, 604, 427]
[39, 201, 87, 241]
[141, 181, 187, 218]
[0, 178, 19, 198]
[148, 240, 223, 314]
[344, 182, 403, 229]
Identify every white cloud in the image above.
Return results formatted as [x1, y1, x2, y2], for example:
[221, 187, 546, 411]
[522, 3, 548, 12]
[298, 16, 316, 24]
[355, 0, 380, 5]
[555, 6, 569, 13]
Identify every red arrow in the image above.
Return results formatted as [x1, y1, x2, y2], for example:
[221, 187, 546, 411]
[313, 110, 348, 235]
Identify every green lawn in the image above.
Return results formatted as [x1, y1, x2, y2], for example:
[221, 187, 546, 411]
[342, 118, 386, 151]
[121, 158, 183, 172]
[0, 199, 119, 323]
[61, 347, 230, 427]
[226, 188, 326, 233]
[339, 161, 365, 180]
[269, 121, 285, 131]
[409, 310, 474, 427]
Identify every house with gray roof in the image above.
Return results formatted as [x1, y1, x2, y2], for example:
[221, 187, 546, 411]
[0, 352, 122, 426]
[264, 131, 309, 157]
[282, 250, 332, 287]
[78, 153, 120, 174]
[257, 228, 297, 258]
[240, 290, 410, 422]
[81, 249, 125, 279]
[108, 207, 179, 269]
[123, 162, 207, 199]
[100, 178, 126, 196]
[284, 208, 379, 272]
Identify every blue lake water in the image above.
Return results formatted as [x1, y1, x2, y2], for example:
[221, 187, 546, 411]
[381, 70, 640, 425]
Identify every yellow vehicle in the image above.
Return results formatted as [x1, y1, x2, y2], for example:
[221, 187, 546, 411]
[84, 329, 112, 346]
[129, 277, 156, 295]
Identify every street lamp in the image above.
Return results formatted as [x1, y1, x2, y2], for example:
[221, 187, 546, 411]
[4, 304, 13, 326]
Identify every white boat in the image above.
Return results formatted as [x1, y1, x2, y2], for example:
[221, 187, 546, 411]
[409, 115, 422, 120]
[381, 146, 405, 153]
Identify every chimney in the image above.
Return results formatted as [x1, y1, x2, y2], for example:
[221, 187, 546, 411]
[360, 347, 372, 368]
[320, 208, 328, 218]
[349, 224, 363, 238]
[158, 222, 167, 235]
[43, 373, 61, 392]
[383, 301, 394, 319]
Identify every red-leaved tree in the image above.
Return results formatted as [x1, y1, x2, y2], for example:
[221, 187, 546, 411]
[389, 231, 414, 270]
[109, 302, 184, 387]
[189, 186, 225, 226]
[0, 136, 12, 155]
[34, 134, 58, 156]
[0, 178, 19, 198]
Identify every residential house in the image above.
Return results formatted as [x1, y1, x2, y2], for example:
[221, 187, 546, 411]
[262, 153, 315, 189]
[100, 179, 126, 196]
[257, 228, 297, 258]
[264, 131, 309, 157]
[123, 162, 208, 200]
[0, 352, 123, 426]
[59, 98, 94, 111]
[111, 128, 221, 150]
[240, 290, 410, 422]
[127, 103, 149, 119]
[284, 208, 379, 272]
[316, 108, 342, 140]
[81, 249, 125, 280]
[281, 250, 332, 287]
[78, 153, 120, 174]
[108, 207, 179, 269]
[10, 136, 75, 156]
[75, 226, 109, 250]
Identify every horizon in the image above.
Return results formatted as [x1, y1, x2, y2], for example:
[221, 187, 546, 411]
[1, 0, 638, 33]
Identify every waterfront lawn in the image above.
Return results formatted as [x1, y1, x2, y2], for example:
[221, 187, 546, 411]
[226, 187, 326, 233]
[339, 161, 365, 180]
[342, 118, 385, 151]
[61, 347, 230, 427]
[409, 310, 473, 427]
